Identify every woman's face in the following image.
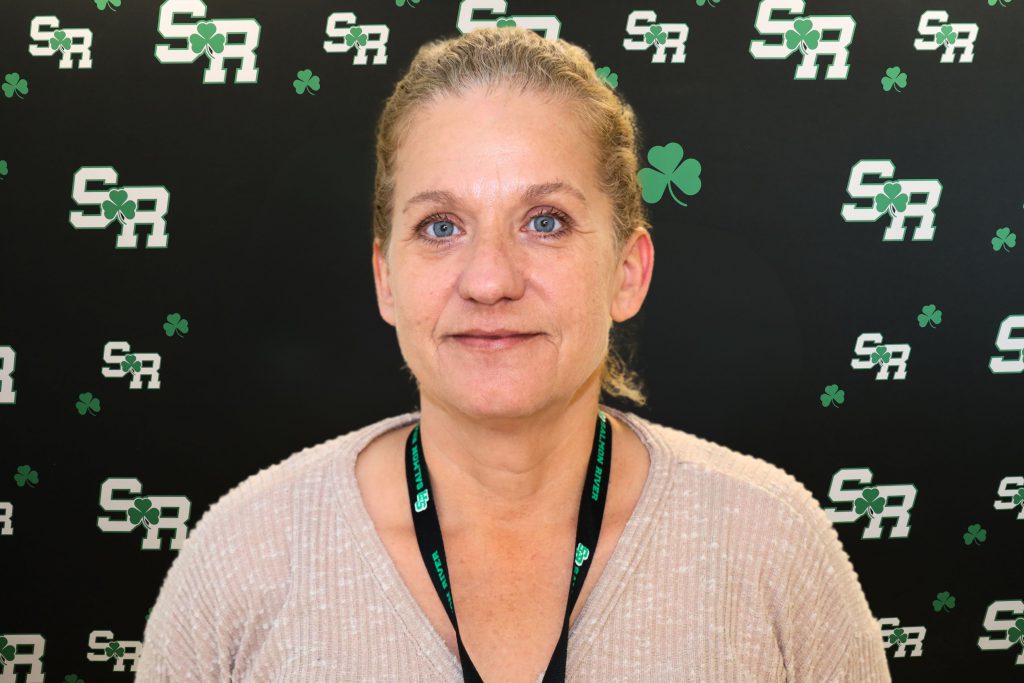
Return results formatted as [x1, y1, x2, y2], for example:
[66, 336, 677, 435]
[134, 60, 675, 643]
[372, 84, 652, 418]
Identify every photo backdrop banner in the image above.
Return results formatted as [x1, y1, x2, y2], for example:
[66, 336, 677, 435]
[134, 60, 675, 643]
[2, 0, 1022, 680]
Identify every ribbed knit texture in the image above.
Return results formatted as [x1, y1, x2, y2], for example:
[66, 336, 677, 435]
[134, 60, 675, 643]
[135, 404, 891, 682]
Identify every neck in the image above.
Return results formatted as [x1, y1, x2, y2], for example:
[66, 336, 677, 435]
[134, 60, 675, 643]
[415, 383, 606, 537]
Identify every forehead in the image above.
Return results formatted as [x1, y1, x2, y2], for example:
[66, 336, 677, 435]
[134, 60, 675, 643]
[393, 86, 598, 213]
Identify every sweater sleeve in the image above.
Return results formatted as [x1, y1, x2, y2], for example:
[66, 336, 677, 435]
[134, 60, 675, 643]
[778, 498, 892, 683]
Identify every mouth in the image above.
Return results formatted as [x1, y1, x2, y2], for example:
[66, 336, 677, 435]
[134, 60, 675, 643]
[450, 333, 541, 350]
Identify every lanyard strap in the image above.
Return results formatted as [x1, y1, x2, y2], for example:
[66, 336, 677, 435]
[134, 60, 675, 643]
[404, 409, 612, 683]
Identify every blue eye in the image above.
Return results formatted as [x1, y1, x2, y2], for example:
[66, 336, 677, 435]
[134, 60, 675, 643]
[414, 208, 575, 250]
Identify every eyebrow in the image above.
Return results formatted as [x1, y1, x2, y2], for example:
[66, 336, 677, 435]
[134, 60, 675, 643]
[401, 181, 588, 214]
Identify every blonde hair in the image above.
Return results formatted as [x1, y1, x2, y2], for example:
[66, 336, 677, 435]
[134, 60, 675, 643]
[372, 26, 651, 408]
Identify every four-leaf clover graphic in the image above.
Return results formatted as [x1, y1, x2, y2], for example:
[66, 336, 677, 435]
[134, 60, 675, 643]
[637, 142, 702, 206]
[102, 188, 137, 224]
[346, 26, 368, 48]
[917, 304, 942, 328]
[820, 384, 845, 407]
[14, 464, 39, 488]
[190, 21, 226, 59]
[3, 72, 29, 99]
[881, 66, 907, 93]
[76, 391, 102, 415]
[164, 312, 190, 337]
[645, 25, 667, 45]
[785, 17, 820, 55]
[96, 0, 122, 9]
[293, 69, 320, 95]
[595, 66, 618, 89]
[934, 24, 958, 46]
[854, 487, 886, 518]
[49, 30, 72, 53]
[128, 496, 162, 529]
[874, 181, 909, 217]
[992, 226, 1016, 252]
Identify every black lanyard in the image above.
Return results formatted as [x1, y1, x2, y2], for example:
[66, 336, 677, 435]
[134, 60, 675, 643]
[404, 409, 612, 683]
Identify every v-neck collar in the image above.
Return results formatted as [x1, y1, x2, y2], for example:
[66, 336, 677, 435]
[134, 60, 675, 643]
[332, 403, 674, 682]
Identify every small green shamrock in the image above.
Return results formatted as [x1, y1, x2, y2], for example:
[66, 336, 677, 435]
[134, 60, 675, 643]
[854, 487, 886, 518]
[3, 73, 29, 99]
[697, 0, 721, 6]
[105, 641, 125, 659]
[102, 188, 136, 223]
[189, 21, 226, 58]
[63, 675, 85, 683]
[785, 17, 820, 55]
[163, 312, 189, 337]
[0, 636, 17, 662]
[934, 24, 957, 46]
[988, 0, 1014, 6]
[1013, 487, 1024, 508]
[346, 26, 368, 47]
[13, 464, 39, 488]
[128, 497, 161, 529]
[644, 25, 667, 45]
[917, 304, 942, 328]
[637, 142, 701, 206]
[395, 0, 421, 6]
[121, 354, 142, 374]
[496, 17, 517, 28]
[870, 345, 891, 366]
[881, 66, 907, 93]
[874, 181, 909, 216]
[819, 384, 845, 407]
[50, 30, 72, 53]
[887, 627, 909, 645]
[0, 159, 7, 179]
[962, 523, 986, 545]
[992, 226, 1016, 252]
[96, 0, 122, 9]
[76, 392, 101, 415]
[293, 69, 320, 95]
[1008, 618, 1024, 645]
[932, 591, 956, 612]
[595, 66, 618, 89]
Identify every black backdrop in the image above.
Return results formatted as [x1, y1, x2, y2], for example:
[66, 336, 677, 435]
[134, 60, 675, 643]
[2, 0, 1023, 680]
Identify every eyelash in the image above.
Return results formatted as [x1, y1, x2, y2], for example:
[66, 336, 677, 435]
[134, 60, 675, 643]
[413, 207, 575, 250]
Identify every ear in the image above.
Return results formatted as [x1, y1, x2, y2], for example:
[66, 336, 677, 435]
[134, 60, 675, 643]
[372, 237, 397, 328]
[611, 227, 654, 324]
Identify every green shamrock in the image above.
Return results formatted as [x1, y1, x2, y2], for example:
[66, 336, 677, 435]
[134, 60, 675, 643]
[881, 66, 907, 93]
[189, 21, 226, 58]
[50, 30, 72, 52]
[3, 73, 29, 99]
[962, 523, 986, 545]
[932, 591, 956, 612]
[934, 24, 957, 46]
[644, 25, 667, 45]
[163, 312, 189, 337]
[128, 497, 161, 529]
[574, 542, 590, 566]
[395, 0, 421, 6]
[874, 181, 909, 217]
[76, 391, 101, 415]
[870, 345, 891, 366]
[496, 17, 517, 28]
[992, 226, 1016, 252]
[853, 487, 886, 518]
[595, 66, 618, 89]
[0, 159, 7, 179]
[819, 384, 845, 407]
[293, 69, 320, 95]
[1008, 618, 1024, 645]
[0, 636, 16, 662]
[917, 304, 942, 328]
[696, 0, 721, 6]
[637, 142, 702, 206]
[121, 353, 142, 374]
[96, 0, 122, 9]
[64, 675, 85, 683]
[887, 628, 908, 645]
[346, 26, 368, 47]
[785, 17, 820, 55]
[1013, 487, 1024, 508]
[13, 464, 39, 488]
[102, 188, 137, 223]
[105, 641, 125, 659]
[988, 0, 1014, 6]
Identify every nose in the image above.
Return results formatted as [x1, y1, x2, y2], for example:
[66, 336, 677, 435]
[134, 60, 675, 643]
[455, 222, 528, 305]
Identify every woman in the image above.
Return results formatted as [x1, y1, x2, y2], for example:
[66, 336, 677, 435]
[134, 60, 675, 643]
[137, 27, 891, 682]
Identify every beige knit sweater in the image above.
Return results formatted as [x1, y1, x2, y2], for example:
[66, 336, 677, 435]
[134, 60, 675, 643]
[135, 404, 891, 682]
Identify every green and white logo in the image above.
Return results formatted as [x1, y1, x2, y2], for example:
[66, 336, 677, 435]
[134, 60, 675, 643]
[87, 630, 143, 672]
[97, 477, 192, 550]
[976, 600, 1024, 665]
[574, 542, 590, 567]
[823, 468, 916, 539]
[993, 476, 1024, 520]
[623, 11, 688, 64]
[324, 13, 390, 65]
[69, 167, 171, 249]
[850, 333, 911, 381]
[456, 0, 561, 39]
[414, 489, 430, 512]
[989, 315, 1024, 375]
[840, 160, 943, 242]
[101, 341, 163, 389]
[29, 16, 94, 69]
[154, 0, 262, 84]
[913, 11, 978, 63]
[749, 0, 856, 80]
